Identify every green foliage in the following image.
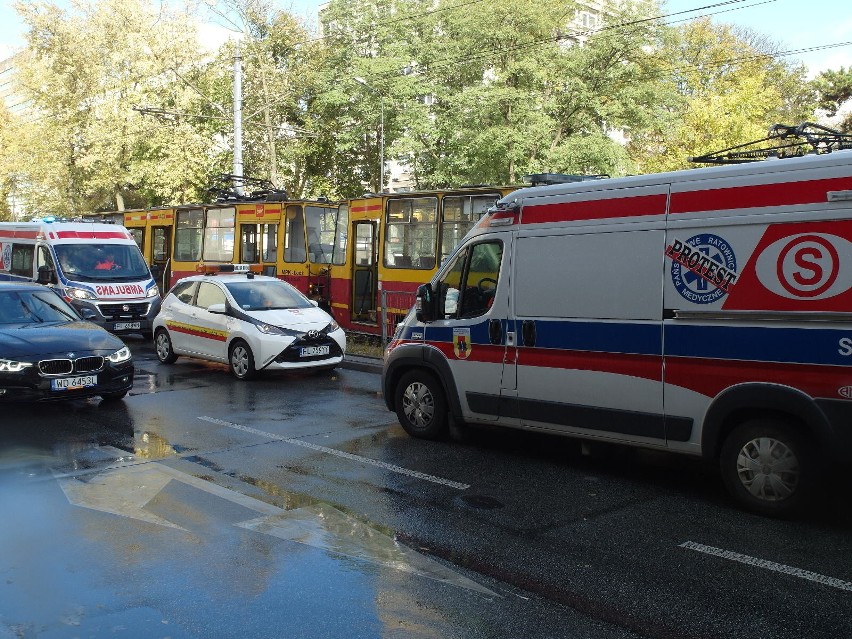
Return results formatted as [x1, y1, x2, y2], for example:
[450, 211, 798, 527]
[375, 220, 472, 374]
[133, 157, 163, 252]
[0, 0, 836, 214]
[812, 67, 852, 131]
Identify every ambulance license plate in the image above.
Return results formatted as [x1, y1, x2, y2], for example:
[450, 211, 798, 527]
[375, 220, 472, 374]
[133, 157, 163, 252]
[300, 345, 330, 357]
[114, 322, 141, 330]
[52, 375, 97, 391]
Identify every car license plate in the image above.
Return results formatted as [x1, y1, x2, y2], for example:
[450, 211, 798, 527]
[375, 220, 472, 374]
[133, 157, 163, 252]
[114, 322, 141, 330]
[300, 345, 330, 357]
[51, 375, 97, 391]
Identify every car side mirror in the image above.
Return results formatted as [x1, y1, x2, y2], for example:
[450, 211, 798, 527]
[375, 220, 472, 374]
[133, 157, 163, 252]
[415, 283, 436, 323]
[36, 265, 55, 285]
[80, 308, 98, 320]
[207, 303, 227, 314]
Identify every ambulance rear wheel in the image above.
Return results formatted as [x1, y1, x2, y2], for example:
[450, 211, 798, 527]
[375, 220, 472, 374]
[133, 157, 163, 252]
[720, 418, 815, 518]
[154, 329, 178, 364]
[395, 370, 448, 440]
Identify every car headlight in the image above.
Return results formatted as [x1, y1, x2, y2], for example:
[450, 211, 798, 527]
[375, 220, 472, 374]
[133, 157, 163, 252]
[0, 358, 33, 372]
[146, 286, 160, 298]
[106, 346, 132, 363]
[66, 287, 97, 301]
[328, 319, 340, 332]
[256, 322, 289, 336]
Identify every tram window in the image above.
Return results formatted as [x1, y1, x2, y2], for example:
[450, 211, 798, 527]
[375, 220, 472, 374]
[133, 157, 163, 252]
[241, 224, 259, 263]
[441, 194, 499, 260]
[175, 208, 203, 261]
[332, 204, 348, 266]
[262, 224, 277, 262]
[384, 197, 437, 269]
[153, 228, 169, 261]
[305, 206, 337, 264]
[284, 205, 307, 263]
[128, 228, 144, 251]
[203, 207, 235, 262]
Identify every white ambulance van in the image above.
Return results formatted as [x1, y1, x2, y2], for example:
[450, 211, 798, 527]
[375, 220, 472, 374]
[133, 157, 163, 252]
[0, 220, 161, 337]
[382, 137, 852, 516]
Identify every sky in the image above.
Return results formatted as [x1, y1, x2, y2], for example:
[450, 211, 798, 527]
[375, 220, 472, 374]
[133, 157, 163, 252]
[0, 0, 850, 75]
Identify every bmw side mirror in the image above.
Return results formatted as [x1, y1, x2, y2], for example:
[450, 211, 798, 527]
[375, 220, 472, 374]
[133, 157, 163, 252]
[415, 283, 435, 323]
[80, 308, 98, 320]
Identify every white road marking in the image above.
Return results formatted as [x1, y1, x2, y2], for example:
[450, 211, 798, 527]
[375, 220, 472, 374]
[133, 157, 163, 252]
[198, 416, 471, 490]
[680, 541, 852, 592]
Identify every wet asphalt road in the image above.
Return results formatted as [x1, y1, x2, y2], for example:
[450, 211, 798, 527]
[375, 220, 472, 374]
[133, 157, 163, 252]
[1, 336, 852, 639]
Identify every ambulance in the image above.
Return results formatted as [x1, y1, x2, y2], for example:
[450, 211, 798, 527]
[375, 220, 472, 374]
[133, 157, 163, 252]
[0, 220, 161, 336]
[382, 127, 852, 516]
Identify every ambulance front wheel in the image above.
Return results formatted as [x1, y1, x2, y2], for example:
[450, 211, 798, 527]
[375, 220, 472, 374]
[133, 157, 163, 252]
[395, 370, 448, 440]
[720, 418, 815, 517]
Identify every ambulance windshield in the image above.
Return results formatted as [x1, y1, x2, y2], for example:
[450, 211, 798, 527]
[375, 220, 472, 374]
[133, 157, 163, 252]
[54, 244, 151, 282]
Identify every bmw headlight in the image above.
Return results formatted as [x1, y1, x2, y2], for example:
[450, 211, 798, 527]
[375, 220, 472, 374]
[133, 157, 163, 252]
[106, 346, 132, 363]
[256, 322, 289, 336]
[0, 358, 33, 372]
[66, 287, 97, 301]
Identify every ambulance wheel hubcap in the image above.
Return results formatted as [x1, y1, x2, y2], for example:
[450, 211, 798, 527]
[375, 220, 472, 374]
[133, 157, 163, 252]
[735, 436, 800, 502]
[402, 382, 434, 429]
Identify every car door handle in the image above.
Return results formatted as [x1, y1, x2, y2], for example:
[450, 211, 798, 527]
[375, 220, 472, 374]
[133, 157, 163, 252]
[488, 319, 502, 345]
[522, 320, 536, 347]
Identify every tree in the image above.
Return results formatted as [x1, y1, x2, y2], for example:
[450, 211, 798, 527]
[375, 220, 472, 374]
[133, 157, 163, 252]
[628, 18, 816, 173]
[812, 67, 852, 132]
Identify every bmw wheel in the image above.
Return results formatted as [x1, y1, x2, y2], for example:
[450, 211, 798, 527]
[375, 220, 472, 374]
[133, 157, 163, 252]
[229, 339, 257, 380]
[154, 329, 178, 364]
[394, 370, 448, 440]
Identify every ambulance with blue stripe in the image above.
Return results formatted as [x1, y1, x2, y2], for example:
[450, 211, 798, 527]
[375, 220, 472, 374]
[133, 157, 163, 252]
[0, 220, 161, 337]
[382, 124, 852, 516]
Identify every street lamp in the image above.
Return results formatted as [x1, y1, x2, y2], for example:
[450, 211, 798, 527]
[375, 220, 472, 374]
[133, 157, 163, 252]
[353, 77, 385, 193]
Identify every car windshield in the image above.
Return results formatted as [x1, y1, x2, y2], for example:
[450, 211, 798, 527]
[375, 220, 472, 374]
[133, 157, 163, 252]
[225, 280, 314, 311]
[0, 290, 80, 324]
[54, 243, 151, 282]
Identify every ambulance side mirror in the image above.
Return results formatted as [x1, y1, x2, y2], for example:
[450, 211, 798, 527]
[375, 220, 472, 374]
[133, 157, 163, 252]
[36, 265, 55, 285]
[415, 283, 435, 323]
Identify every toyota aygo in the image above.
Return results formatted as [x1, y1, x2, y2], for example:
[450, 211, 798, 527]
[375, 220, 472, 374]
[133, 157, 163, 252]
[152, 266, 345, 379]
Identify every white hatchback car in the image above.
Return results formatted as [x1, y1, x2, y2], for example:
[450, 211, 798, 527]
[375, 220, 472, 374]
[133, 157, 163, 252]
[152, 269, 346, 379]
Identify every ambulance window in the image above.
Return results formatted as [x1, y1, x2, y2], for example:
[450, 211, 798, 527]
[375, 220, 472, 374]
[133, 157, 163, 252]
[436, 240, 502, 319]
[169, 281, 196, 304]
[10, 244, 34, 277]
[195, 282, 226, 309]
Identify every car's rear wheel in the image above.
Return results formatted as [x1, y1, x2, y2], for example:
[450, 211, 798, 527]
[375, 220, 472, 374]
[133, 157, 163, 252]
[394, 370, 448, 440]
[229, 340, 257, 380]
[154, 329, 178, 364]
[720, 418, 815, 517]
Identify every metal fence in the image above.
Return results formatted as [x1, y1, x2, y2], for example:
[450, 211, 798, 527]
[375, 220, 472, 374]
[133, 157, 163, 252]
[379, 289, 417, 347]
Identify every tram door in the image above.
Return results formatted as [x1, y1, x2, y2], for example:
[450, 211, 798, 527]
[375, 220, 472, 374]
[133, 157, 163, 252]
[351, 221, 378, 323]
[152, 225, 172, 290]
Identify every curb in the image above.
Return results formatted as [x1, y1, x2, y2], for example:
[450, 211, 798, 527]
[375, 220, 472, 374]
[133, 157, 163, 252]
[341, 355, 383, 374]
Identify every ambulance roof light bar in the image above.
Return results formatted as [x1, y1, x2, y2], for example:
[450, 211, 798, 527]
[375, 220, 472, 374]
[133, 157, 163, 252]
[196, 263, 263, 276]
[689, 122, 852, 165]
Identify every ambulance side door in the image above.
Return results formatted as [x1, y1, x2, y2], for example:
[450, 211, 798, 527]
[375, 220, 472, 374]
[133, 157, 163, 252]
[513, 223, 666, 447]
[423, 235, 512, 422]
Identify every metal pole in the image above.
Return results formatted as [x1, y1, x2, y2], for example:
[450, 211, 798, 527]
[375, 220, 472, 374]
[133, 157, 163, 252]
[233, 45, 244, 196]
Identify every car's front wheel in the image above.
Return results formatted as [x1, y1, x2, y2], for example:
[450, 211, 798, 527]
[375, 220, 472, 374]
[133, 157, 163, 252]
[229, 340, 257, 380]
[154, 329, 178, 364]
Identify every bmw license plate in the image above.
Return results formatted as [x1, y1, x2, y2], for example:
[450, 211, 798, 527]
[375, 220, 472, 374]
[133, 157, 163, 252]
[114, 322, 141, 330]
[51, 375, 97, 391]
[300, 345, 330, 358]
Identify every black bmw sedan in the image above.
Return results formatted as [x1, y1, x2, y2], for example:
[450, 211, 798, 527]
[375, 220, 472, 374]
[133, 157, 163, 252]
[0, 282, 134, 401]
